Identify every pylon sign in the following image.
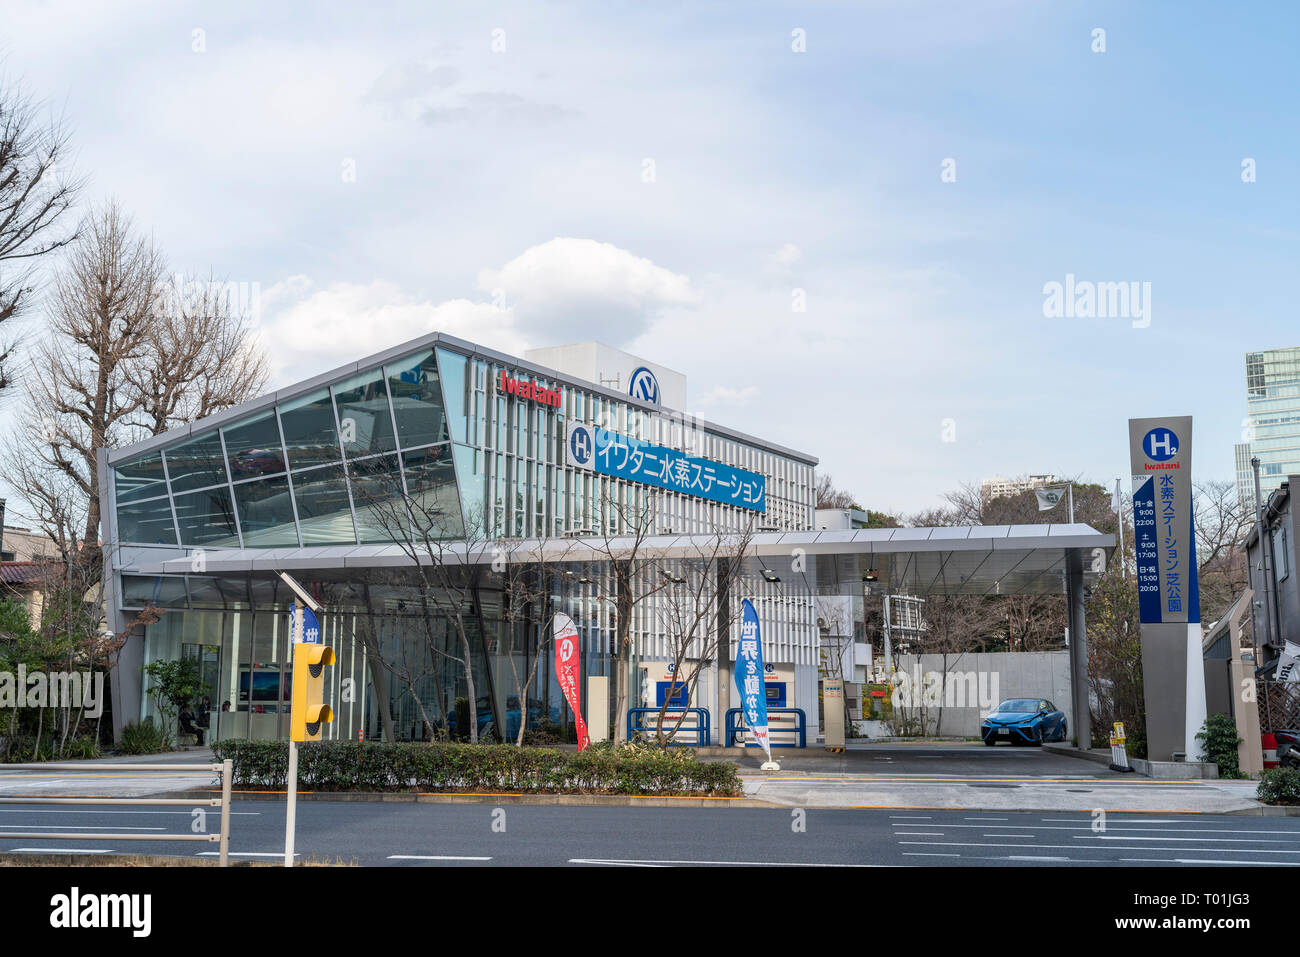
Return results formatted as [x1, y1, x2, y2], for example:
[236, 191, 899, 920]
[1128, 415, 1205, 762]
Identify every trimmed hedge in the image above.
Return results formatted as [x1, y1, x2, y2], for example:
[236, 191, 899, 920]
[210, 739, 741, 796]
[1257, 767, 1300, 806]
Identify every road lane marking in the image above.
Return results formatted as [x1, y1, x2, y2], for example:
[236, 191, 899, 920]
[6, 847, 112, 853]
[1077, 835, 1300, 843]
[892, 822, 1300, 835]
[1120, 858, 1300, 866]
[892, 831, 944, 836]
[0, 809, 259, 816]
[569, 858, 875, 867]
[899, 840, 1300, 855]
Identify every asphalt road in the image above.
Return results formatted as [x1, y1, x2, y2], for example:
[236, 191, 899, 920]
[2, 802, 1298, 867]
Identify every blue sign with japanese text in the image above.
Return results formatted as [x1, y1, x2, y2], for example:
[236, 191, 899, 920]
[1128, 416, 1199, 625]
[736, 599, 772, 760]
[567, 424, 766, 512]
[289, 602, 321, 643]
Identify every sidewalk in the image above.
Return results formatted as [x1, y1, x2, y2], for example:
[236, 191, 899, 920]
[0, 748, 221, 797]
[725, 745, 1272, 813]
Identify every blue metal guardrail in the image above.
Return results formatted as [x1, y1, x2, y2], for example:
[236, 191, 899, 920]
[626, 707, 711, 747]
[725, 707, 807, 748]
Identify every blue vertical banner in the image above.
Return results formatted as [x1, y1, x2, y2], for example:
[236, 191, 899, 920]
[735, 599, 772, 761]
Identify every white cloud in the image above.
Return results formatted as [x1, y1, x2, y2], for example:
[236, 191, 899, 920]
[255, 279, 526, 386]
[477, 237, 698, 345]
[769, 243, 803, 271]
[254, 237, 697, 385]
[698, 385, 759, 406]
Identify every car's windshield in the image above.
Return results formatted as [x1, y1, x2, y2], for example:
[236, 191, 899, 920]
[996, 699, 1041, 712]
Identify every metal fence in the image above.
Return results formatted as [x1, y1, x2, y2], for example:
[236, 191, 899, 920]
[0, 759, 233, 865]
[1257, 681, 1300, 734]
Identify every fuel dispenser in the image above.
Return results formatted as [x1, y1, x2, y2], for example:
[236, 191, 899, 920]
[644, 663, 707, 742]
[733, 663, 801, 747]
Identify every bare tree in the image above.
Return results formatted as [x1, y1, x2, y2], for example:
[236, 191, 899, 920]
[493, 539, 560, 746]
[128, 272, 268, 434]
[19, 202, 162, 543]
[1193, 479, 1252, 624]
[814, 473, 860, 510]
[2, 201, 269, 548]
[348, 451, 499, 743]
[906, 592, 1004, 736]
[648, 515, 757, 748]
[582, 489, 670, 743]
[0, 75, 83, 386]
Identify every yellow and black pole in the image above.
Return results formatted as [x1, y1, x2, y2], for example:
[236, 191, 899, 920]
[279, 572, 333, 867]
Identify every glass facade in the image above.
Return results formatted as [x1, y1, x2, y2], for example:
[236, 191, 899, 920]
[1237, 347, 1300, 510]
[105, 335, 820, 744]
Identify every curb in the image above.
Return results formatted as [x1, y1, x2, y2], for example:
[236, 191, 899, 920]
[1221, 804, 1300, 817]
[0, 852, 264, 867]
[157, 789, 769, 808]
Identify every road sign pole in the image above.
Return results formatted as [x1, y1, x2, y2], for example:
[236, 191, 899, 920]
[284, 602, 304, 867]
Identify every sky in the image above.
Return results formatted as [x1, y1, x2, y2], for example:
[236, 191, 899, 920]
[3, 0, 1298, 519]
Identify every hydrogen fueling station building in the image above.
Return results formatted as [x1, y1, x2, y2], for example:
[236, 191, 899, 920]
[99, 332, 1115, 751]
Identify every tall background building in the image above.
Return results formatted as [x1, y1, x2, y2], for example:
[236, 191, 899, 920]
[1235, 346, 1300, 511]
[980, 474, 1058, 502]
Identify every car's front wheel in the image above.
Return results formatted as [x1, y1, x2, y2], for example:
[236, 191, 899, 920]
[984, 736, 996, 746]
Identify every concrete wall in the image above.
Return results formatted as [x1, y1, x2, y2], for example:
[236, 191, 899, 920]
[893, 651, 1073, 738]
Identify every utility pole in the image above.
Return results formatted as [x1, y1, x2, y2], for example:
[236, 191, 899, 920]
[1250, 457, 1278, 656]
[1115, 478, 1126, 579]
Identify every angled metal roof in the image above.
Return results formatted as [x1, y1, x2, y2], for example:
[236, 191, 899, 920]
[131, 523, 1114, 596]
[105, 330, 819, 467]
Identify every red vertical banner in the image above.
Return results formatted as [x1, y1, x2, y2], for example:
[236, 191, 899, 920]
[552, 613, 590, 750]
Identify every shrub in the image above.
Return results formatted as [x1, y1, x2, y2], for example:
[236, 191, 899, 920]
[61, 736, 101, 760]
[1196, 713, 1243, 778]
[210, 739, 742, 796]
[119, 720, 168, 755]
[521, 721, 563, 746]
[1257, 767, 1300, 806]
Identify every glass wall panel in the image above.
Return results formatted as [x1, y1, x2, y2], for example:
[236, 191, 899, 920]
[334, 369, 396, 458]
[403, 444, 465, 538]
[115, 452, 168, 504]
[280, 389, 341, 469]
[233, 475, 299, 547]
[437, 348, 468, 445]
[166, 431, 229, 493]
[116, 497, 178, 545]
[121, 574, 188, 608]
[387, 350, 447, 449]
[224, 411, 286, 480]
[174, 487, 240, 547]
[348, 454, 406, 544]
[290, 464, 357, 545]
[188, 576, 252, 609]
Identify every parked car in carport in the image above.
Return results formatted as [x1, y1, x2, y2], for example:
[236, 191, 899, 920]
[980, 698, 1067, 745]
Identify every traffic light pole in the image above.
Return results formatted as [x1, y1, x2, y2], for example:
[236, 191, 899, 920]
[284, 602, 303, 868]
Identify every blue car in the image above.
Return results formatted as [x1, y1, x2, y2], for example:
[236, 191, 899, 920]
[981, 698, 1067, 746]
